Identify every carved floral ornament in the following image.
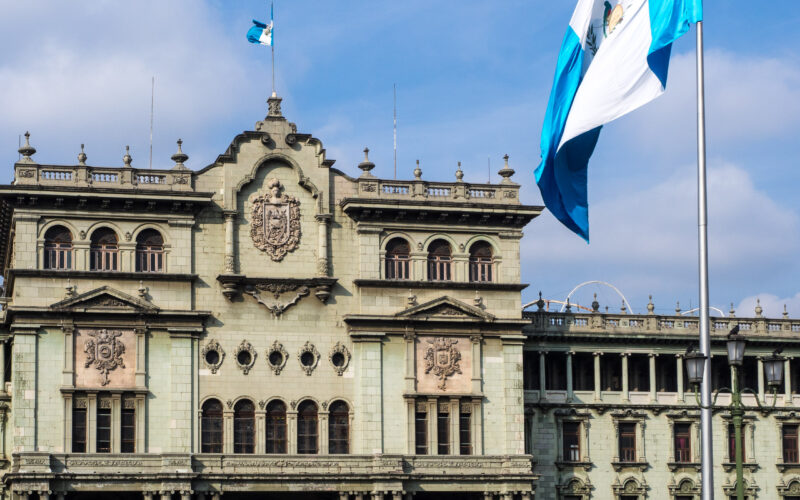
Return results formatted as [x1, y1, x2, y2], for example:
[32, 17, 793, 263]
[201, 339, 225, 374]
[83, 329, 126, 386]
[298, 341, 320, 376]
[234, 340, 257, 375]
[250, 178, 301, 261]
[328, 342, 351, 376]
[424, 337, 462, 390]
[266, 340, 289, 375]
[243, 282, 309, 316]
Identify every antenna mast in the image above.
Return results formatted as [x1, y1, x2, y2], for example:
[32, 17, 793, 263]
[487, 156, 491, 184]
[393, 83, 397, 179]
[149, 76, 154, 169]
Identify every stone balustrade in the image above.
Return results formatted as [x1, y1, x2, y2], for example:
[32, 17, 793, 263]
[354, 178, 520, 205]
[13, 164, 194, 192]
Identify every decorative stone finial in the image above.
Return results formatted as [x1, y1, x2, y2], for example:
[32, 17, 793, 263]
[65, 279, 75, 298]
[591, 293, 599, 313]
[755, 298, 763, 318]
[647, 295, 655, 314]
[413, 160, 422, 180]
[138, 280, 147, 299]
[498, 154, 515, 184]
[565, 297, 572, 313]
[358, 147, 375, 177]
[77, 144, 87, 166]
[407, 291, 417, 307]
[267, 93, 283, 118]
[18, 131, 36, 163]
[455, 161, 464, 182]
[675, 301, 681, 315]
[621, 300, 627, 314]
[729, 302, 736, 318]
[171, 139, 189, 169]
[123, 145, 132, 167]
[536, 291, 545, 312]
[784, 304, 789, 319]
[473, 291, 483, 308]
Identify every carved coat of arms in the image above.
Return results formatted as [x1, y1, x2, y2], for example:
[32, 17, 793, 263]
[424, 337, 462, 390]
[84, 329, 126, 386]
[250, 178, 301, 261]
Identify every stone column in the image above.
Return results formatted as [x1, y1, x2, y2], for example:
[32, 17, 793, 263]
[391, 491, 402, 500]
[370, 492, 384, 500]
[757, 358, 765, 398]
[180, 491, 192, 500]
[87, 392, 98, 452]
[338, 493, 349, 500]
[449, 397, 459, 455]
[38, 492, 50, 500]
[354, 493, 364, 500]
[315, 213, 331, 276]
[649, 353, 657, 402]
[471, 335, 482, 393]
[142, 492, 154, 500]
[319, 407, 330, 455]
[427, 397, 437, 455]
[223, 210, 236, 273]
[11, 325, 38, 452]
[676, 354, 685, 403]
[621, 353, 630, 402]
[483, 493, 494, 500]
[287, 406, 298, 454]
[61, 325, 74, 386]
[135, 327, 147, 387]
[256, 406, 266, 454]
[786, 358, 793, 406]
[538, 351, 547, 401]
[224, 407, 235, 454]
[404, 332, 416, 393]
[521, 493, 532, 500]
[593, 352, 602, 401]
[111, 393, 122, 453]
[566, 351, 574, 402]
[472, 397, 483, 455]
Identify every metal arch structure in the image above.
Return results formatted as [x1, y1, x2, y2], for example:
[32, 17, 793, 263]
[559, 280, 634, 314]
[682, 307, 725, 317]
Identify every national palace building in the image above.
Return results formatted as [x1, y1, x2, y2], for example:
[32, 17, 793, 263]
[0, 95, 799, 500]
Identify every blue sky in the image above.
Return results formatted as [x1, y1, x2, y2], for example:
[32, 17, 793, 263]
[1, 1, 799, 318]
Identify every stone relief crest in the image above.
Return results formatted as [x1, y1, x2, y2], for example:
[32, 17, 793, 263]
[84, 329, 126, 386]
[250, 178, 301, 261]
[423, 337, 462, 390]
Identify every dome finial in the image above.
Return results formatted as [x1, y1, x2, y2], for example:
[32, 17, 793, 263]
[621, 299, 627, 314]
[413, 159, 422, 180]
[647, 295, 655, 314]
[536, 291, 545, 311]
[755, 298, 763, 318]
[498, 154, 515, 184]
[358, 147, 375, 177]
[591, 293, 599, 313]
[675, 301, 681, 315]
[18, 131, 36, 163]
[77, 144, 87, 166]
[455, 161, 464, 182]
[729, 302, 736, 318]
[171, 139, 189, 170]
[784, 304, 790, 319]
[123, 145, 132, 167]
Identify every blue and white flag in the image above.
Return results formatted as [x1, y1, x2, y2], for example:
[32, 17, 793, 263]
[536, 0, 702, 241]
[247, 7, 273, 46]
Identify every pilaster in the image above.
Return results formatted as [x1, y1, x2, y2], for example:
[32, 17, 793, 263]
[11, 325, 38, 452]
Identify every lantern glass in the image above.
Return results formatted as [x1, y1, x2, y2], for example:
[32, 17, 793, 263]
[685, 353, 706, 386]
[764, 355, 785, 388]
[726, 336, 746, 366]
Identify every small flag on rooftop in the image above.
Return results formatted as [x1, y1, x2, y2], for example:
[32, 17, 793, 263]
[246, 5, 273, 46]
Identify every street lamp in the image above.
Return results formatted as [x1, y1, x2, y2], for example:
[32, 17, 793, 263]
[688, 327, 785, 500]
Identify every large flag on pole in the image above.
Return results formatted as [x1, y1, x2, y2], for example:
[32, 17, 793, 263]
[535, 0, 702, 241]
[246, 5, 273, 46]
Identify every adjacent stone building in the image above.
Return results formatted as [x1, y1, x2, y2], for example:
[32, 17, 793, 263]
[0, 96, 540, 499]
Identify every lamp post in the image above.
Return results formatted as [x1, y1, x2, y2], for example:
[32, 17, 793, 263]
[686, 328, 785, 500]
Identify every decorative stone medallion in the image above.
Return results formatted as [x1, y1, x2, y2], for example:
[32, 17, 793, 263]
[83, 329, 126, 386]
[297, 341, 320, 376]
[250, 178, 301, 261]
[266, 340, 289, 375]
[234, 340, 257, 375]
[423, 337, 462, 390]
[328, 342, 351, 376]
[201, 339, 225, 374]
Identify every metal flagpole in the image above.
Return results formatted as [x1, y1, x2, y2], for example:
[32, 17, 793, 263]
[393, 83, 397, 179]
[149, 76, 154, 169]
[271, 3, 276, 96]
[696, 19, 714, 500]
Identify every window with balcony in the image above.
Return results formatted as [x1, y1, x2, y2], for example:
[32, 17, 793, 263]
[265, 400, 287, 454]
[135, 228, 164, 272]
[43, 225, 73, 270]
[328, 400, 349, 454]
[385, 237, 410, 280]
[297, 400, 319, 454]
[674, 423, 692, 463]
[468, 241, 493, 282]
[618, 423, 637, 462]
[233, 399, 255, 454]
[89, 227, 118, 271]
[427, 239, 452, 281]
[201, 399, 224, 453]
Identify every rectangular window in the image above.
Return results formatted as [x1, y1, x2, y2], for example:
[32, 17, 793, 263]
[524, 413, 533, 455]
[674, 423, 692, 462]
[655, 355, 677, 392]
[741, 356, 758, 392]
[784, 425, 799, 463]
[121, 405, 136, 453]
[459, 404, 472, 455]
[562, 422, 581, 462]
[601, 355, 622, 391]
[618, 422, 637, 462]
[437, 405, 449, 454]
[72, 403, 87, 453]
[572, 352, 594, 391]
[96, 404, 112, 453]
[523, 351, 540, 391]
[627, 354, 650, 392]
[545, 352, 567, 391]
[711, 356, 732, 392]
[728, 423, 745, 462]
[415, 407, 428, 454]
[386, 256, 410, 280]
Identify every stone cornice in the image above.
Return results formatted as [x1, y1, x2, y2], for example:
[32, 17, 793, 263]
[354, 279, 528, 291]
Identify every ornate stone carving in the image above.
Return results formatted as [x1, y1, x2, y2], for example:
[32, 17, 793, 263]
[265, 340, 288, 375]
[328, 342, 351, 376]
[234, 340, 257, 375]
[250, 178, 301, 261]
[18, 170, 35, 178]
[297, 341, 320, 376]
[226, 399, 234, 409]
[201, 339, 225, 374]
[244, 283, 310, 316]
[423, 337, 462, 390]
[83, 329, 126, 386]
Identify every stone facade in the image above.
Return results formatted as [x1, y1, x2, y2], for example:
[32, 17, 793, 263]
[0, 99, 540, 499]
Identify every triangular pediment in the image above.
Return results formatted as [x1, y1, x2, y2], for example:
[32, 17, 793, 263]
[396, 295, 494, 321]
[50, 286, 159, 312]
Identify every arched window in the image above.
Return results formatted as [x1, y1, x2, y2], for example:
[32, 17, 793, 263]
[89, 228, 118, 271]
[468, 241, 493, 282]
[328, 400, 349, 454]
[136, 229, 164, 272]
[265, 400, 287, 454]
[385, 237, 410, 280]
[201, 399, 223, 453]
[297, 400, 318, 454]
[43, 225, 73, 270]
[233, 399, 255, 454]
[427, 239, 452, 281]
